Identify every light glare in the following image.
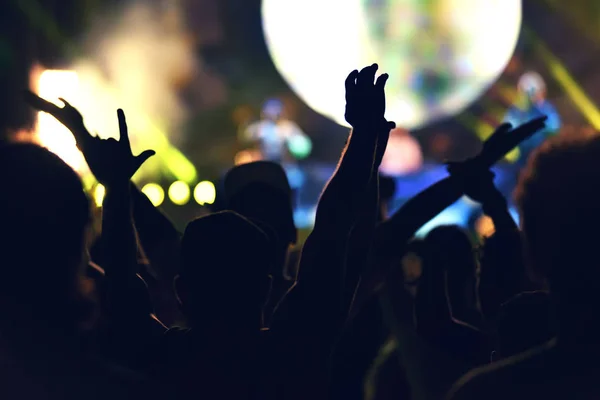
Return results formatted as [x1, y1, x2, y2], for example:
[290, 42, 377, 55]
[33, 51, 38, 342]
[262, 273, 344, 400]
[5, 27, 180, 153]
[168, 181, 190, 205]
[194, 181, 216, 205]
[141, 183, 165, 207]
[262, 0, 522, 128]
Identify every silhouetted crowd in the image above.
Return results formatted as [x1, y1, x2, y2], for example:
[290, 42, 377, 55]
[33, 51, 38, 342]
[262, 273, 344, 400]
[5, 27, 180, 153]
[3, 28, 600, 398]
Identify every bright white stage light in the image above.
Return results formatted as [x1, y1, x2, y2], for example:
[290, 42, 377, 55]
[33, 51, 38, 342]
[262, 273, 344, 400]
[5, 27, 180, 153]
[262, 0, 522, 129]
[36, 70, 87, 173]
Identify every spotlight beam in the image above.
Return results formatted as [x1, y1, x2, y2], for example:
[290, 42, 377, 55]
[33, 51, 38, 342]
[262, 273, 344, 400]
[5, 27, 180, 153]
[523, 27, 600, 129]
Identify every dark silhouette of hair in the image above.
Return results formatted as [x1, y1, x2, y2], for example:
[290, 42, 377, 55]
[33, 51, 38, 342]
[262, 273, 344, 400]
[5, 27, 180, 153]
[177, 211, 273, 325]
[0, 143, 91, 335]
[515, 135, 600, 322]
[229, 183, 296, 245]
[224, 162, 296, 246]
[421, 225, 479, 322]
[478, 231, 528, 322]
[494, 291, 554, 359]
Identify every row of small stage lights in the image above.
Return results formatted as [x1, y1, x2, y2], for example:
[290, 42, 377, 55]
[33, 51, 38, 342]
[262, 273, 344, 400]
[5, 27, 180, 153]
[92, 181, 217, 207]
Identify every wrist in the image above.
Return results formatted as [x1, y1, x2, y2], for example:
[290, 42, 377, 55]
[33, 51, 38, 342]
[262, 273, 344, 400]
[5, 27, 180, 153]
[351, 118, 390, 132]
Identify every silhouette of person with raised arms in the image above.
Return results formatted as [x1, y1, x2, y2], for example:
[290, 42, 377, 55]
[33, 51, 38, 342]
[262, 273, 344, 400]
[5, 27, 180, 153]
[449, 134, 600, 399]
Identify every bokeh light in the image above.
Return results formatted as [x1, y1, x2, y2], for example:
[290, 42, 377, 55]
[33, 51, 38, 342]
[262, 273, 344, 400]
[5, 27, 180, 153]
[287, 134, 312, 159]
[262, 0, 522, 128]
[35, 66, 197, 184]
[142, 183, 165, 207]
[380, 128, 423, 175]
[475, 214, 495, 238]
[168, 181, 190, 205]
[194, 181, 216, 205]
[234, 149, 262, 166]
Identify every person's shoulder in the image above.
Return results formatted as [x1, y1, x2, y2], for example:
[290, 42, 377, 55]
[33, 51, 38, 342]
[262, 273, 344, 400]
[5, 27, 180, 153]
[447, 340, 554, 400]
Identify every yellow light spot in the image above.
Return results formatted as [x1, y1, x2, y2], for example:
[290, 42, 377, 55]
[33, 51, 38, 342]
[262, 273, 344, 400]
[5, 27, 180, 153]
[93, 184, 105, 207]
[141, 183, 165, 207]
[168, 181, 190, 205]
[194, 181, 216, 205]
[524, 27, 600, 129]
[504, 147, 521, 163]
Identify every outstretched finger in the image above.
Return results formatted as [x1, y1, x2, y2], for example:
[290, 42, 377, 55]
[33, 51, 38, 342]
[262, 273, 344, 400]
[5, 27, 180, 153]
[23, 90, 59, 114]
[494, 122, 513, 136]
[510, 116, 547, 143]
[345, 70, 358, 101]
[517, 116, 547, 132]
[358, 63, 378, 89]
[484, 122, 513, 148]
[375, 73, 389, 90]
[117, 109, 131, 150]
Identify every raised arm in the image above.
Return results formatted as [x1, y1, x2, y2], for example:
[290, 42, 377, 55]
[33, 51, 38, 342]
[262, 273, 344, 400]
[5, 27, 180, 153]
[271, 64, 394, 371]
[371, 118, 547, 275]
[98, 110, 154, 281]
[450, 169, 525, 320]
[24, 93, 165, 337]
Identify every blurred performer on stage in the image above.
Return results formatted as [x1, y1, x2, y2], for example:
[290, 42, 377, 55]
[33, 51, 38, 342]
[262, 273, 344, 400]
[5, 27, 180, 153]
[241, 99, 312, 189]
[505, 71, 561, 166]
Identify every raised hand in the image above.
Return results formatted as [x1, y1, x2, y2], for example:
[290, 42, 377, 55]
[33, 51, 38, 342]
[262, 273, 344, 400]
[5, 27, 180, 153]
[344, 64, 395, 130]
[479, 116, 547, 166]
[25, 90, 154, 186]
[446, 116, 547, 177]
[24, 91, 90, 148]
[84, 109, 155, 186]
[447, 167, 503, 207]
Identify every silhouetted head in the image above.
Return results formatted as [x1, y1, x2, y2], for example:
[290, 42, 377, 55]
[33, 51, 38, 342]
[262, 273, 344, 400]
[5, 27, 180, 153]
[224, 161, 297, 277]
[0, 143, 92, 334]
[494, 291, 554, 360]
[515, 135, 600, 332]
[176, 211, 273, 329]
[424, 225, 477, 293]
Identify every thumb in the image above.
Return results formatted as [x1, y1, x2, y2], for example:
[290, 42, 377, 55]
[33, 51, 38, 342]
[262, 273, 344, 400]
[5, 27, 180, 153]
[134, 149, 156, 169]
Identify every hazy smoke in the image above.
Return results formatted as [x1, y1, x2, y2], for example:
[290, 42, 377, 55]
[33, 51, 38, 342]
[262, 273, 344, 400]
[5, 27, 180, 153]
[72, 0, 198, 146]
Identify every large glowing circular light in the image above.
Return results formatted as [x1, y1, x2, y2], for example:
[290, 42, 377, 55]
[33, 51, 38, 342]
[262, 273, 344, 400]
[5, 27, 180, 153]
[262, 0, 522, 129]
